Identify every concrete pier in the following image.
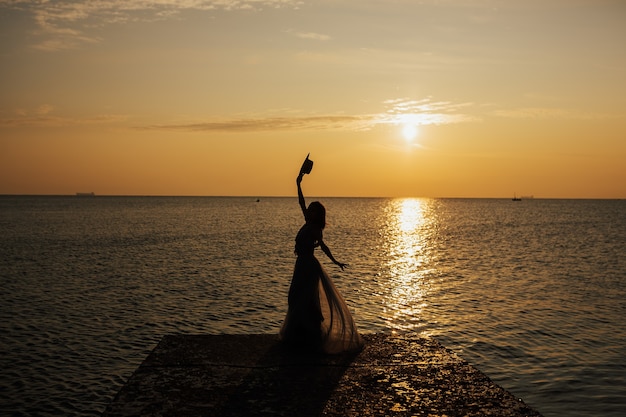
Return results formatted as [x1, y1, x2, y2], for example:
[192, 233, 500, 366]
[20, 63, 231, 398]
[103, 333, 542, 417]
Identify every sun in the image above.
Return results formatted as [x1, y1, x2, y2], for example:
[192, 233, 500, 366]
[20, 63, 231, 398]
[402, 123, 418, 142]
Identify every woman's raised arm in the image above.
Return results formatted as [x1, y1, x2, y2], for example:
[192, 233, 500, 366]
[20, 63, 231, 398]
[297, 173, 307, 218]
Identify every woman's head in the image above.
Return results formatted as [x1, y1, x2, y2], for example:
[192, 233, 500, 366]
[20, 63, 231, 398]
[306, 201, 326, 229]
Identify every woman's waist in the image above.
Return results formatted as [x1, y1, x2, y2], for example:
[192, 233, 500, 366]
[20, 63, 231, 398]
[294, 244, 316, 255]
[295, 248, 318, 259]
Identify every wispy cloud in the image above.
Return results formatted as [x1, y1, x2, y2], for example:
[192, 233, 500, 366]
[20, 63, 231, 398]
[1, 0, 303, 51]
[141, 115, 368, 132]
[376, 97, 477, 126]
[5, 100, 616, 131]
[35, 104, 55, 115]
[0, 106, 127, 127]
[294, 31, 331, 41]
[141, 98, 475, 133]
[491, 107, 621, 120]
[1, 97, 477, 131]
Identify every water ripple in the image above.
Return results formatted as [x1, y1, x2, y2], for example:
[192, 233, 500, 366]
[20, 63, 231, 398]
[1, 196, 625, 417]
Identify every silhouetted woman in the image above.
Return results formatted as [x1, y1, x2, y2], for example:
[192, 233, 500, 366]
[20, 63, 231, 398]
[280, 169, 363, 354]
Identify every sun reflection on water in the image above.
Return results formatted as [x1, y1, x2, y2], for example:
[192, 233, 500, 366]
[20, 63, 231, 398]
[380, 198, 435, 334]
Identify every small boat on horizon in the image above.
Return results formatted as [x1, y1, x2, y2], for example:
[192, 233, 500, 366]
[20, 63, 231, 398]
[512, 193, 521, 201]
[76, 192, 95, 197]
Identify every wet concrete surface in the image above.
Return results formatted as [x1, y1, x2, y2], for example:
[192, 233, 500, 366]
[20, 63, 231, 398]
[103, 333, 543, 417]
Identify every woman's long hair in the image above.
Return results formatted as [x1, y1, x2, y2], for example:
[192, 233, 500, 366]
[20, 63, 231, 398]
[306, 201, 326, 230]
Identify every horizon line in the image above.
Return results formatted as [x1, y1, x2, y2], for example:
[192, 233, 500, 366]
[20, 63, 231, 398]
[1, 194, 623, 200]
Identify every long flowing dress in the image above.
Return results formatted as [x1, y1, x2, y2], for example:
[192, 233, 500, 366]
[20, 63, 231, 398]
[280, 223, 363, 354]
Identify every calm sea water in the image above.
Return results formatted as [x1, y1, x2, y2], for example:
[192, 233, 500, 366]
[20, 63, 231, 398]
[1, 196, 624, 417]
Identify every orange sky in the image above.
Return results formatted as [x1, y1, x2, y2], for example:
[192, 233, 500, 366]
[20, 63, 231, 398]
[1, 0, 625, 198]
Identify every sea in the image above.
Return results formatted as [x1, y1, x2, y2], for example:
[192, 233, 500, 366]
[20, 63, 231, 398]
[1, 196, 624, 417]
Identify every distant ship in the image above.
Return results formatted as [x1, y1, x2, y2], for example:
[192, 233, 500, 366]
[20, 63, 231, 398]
[76, 192, 95, 197]
[512, 193, 521, 201]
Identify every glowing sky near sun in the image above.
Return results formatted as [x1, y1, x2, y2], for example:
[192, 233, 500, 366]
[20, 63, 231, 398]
[0, 0, 625, 197]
